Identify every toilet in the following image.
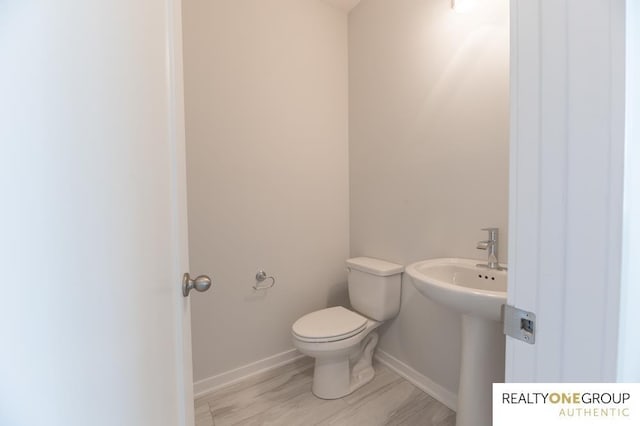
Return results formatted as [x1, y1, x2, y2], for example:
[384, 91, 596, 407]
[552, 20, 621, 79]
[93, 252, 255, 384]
[291, 257, 403, 399]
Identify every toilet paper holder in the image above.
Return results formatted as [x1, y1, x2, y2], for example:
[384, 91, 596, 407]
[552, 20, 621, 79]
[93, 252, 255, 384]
[253, 270, 276, 290]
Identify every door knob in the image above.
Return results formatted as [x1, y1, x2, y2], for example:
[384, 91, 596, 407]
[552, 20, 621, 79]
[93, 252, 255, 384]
[182, 273, 212, 297]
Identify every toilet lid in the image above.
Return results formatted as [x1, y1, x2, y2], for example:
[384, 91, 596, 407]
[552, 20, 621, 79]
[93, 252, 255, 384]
[292, 306, 368, 342]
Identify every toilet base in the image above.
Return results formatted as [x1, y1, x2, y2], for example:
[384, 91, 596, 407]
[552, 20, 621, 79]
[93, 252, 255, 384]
[311, 332, 379, 399]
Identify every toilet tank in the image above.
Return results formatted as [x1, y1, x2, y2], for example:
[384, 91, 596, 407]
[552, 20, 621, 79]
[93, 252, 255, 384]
[346, 257, 404, 321]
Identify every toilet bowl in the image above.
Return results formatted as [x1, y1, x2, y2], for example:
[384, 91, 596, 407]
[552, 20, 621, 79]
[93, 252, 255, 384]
[292, 306, 381, 399]
[291, 257, 403, 400]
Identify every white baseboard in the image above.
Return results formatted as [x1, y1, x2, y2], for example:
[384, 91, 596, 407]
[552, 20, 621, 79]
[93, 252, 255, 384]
[375, 350, 458, 412]
[193, 347, 457, 412]
[194, 348, 304, 398]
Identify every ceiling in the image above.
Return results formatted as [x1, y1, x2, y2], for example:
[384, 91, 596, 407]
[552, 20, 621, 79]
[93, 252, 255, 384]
[322, 0, 362, 12]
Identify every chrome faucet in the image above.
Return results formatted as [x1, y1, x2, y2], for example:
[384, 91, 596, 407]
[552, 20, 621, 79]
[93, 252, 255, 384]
[476, 227, 505, 270]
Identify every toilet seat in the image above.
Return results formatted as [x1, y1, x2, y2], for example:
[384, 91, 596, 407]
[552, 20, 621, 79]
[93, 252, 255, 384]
[292, 306, 368, 343]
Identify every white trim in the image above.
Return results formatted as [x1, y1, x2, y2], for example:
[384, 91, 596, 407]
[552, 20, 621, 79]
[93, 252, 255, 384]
[507, 0, 626, 383]
[619, 0, 640, 381]
[193, 347, 458, 411]
[194, 349, 304, 398]
[164, 0, 193, 425]
[374, 350, 457, 412]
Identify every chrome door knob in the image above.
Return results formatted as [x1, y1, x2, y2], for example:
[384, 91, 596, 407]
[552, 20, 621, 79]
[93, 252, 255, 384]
[182, 273, 213, 297]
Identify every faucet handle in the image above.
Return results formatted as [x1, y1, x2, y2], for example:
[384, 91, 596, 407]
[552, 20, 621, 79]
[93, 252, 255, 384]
[481, 227, 499, 240]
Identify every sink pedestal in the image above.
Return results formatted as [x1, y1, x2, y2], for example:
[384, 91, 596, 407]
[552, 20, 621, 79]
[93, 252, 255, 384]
[456, 315, 505, 426]
[405, 258, 508, 426]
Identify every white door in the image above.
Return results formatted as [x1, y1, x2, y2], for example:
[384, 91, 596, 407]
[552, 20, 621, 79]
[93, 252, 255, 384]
[507, 0, 626, 381]
[0, 1, 197, 425]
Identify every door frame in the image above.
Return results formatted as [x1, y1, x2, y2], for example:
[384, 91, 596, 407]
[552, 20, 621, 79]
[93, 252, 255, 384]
[166, 0, 195, 423]
[506, 0, 626, 382]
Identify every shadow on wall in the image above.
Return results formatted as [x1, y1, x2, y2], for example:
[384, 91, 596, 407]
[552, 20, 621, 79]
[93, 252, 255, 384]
[326, 280, 350, 308]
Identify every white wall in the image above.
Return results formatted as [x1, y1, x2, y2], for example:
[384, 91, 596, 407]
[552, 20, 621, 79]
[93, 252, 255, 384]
[182, 0, 350, 382]
[349, 0, 509, 394]
[619, 0, 640, 382]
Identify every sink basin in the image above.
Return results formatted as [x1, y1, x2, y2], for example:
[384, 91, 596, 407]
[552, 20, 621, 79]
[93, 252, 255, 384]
[406, 258, 507, 426]
[406, 258, 506, 321]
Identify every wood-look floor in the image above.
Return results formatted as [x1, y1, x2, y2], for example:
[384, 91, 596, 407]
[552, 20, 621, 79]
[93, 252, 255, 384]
[194, 357, 456, 426]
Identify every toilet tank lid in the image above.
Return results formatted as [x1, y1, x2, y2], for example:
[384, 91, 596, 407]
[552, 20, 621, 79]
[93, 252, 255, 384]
[346, 257, 404, 276]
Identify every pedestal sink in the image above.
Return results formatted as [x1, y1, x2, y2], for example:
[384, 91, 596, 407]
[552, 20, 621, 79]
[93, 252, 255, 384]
[406, 258, 506, 426]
